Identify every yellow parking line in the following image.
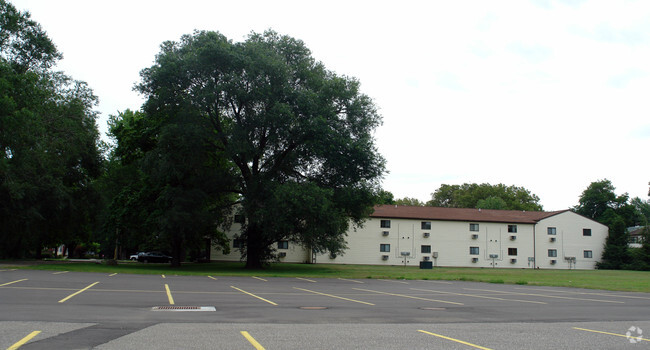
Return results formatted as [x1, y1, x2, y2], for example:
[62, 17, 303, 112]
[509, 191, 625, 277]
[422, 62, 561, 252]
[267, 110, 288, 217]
[0, 279, 27, 287]
[7, 331, 41, 350]
[240, 331, 266, 350]
[296, 277, 316, 283]
[411, 288, 547, 305]
[418, 330, 493, 350]
[294, 287, 375, 305]
[208, 276, 218, 281]
[52, 271, 68, 275]
[378, 279, 409, 284]
[58, 282, 99, 303]
[161, 274, 166, 279]
[353, 288, 463, 305]
[231, 286, 278, 306]
[252, 276, 268, 282]
[465, 288, 624, 304]
[165, 284, 175, 305]
[108, 273, 117, 277]
[573, 327, 650, 342]
[338, 278, 364, 284]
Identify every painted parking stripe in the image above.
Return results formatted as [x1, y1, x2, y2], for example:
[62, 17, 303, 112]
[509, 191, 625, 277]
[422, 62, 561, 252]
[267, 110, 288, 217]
[0, 269, 17, 272]
[208, 276, 218, 281]
[573, 327, 650, 342]
[7, 331, 41, 350]
[378, 279, 409, 284]
[52, 271, 68, 275]
[296, 277, 317, 283]
[411, 288, 547, 305]
[165, 284, 175, 305]
[517, 287, 650, 300]
[58, 282, 99, 303]
[0, 279, 27, 287]
[241, 331, 266, 350]
[464, 288, 625, 304]
[418, 330, 493, 350]
[231, 286, 278, 306]
[353, 288, 464, 305]
[294, 287, 375, 305]
[338, 278, 364, 284]
[252, 276, 268, 282]
[108, 273, 118, 277]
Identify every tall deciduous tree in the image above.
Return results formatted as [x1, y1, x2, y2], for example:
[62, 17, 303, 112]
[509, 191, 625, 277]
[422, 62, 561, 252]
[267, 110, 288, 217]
[138, 30, 385, 268]
[427, 183, 543, 211]
[0, 0, 102, 258]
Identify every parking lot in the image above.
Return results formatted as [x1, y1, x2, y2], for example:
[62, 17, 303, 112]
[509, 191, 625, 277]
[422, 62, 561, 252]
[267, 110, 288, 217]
[1, 268, 649, 349]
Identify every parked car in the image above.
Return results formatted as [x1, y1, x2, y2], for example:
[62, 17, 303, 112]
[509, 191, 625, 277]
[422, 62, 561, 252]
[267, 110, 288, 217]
[137, 252, 172, 263]
[130, 252, 145, 261]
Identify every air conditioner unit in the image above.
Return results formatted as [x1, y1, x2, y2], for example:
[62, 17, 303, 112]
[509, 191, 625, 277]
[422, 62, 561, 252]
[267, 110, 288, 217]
[489, 254, 499, 259]
[279, 252, 287, 258]
[423, 232, 430, 238]
[423, 256, 430, 261]
[432, 252, 439, 258]
[382, 231, 389, 236]
[471, 257, 479, 263]
[510, 258, 517, 263]
[550, 259, 557, 264]
[381, 255, 389, 260]
[471, 234, 479, 239]
[550, 237, 556, 242]
[510, 235, 516, 241]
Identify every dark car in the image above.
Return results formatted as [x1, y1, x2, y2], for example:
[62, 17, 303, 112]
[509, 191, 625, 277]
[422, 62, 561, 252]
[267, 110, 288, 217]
[137, 251, 172, 263]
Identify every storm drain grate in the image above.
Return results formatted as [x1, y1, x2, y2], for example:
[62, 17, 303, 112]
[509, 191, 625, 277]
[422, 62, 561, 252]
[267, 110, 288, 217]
[152, 306, 216, 311]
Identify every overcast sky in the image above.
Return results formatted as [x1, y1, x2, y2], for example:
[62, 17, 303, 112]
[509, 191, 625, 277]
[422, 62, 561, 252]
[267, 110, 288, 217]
[11, 0, 650, 210]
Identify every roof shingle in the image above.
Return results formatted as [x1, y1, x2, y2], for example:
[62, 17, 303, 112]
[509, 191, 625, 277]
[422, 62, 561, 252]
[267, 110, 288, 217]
[370, 205, 568, 224]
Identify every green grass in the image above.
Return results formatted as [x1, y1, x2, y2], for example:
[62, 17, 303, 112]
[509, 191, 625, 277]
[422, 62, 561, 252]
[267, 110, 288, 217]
[5, 260, 650, 293]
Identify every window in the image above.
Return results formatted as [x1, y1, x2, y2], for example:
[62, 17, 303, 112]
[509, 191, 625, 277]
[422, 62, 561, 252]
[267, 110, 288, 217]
[469, 246, 479, 255]
[233, 238, 245, 249]
[508, 248, 518, 256]
[469, 223, 479, 232]
[421, 221, 431, 230]
[583, 228, 592, 236]
[421, 245, 431, 253]
[380, 244, 390, 252]
[508, 225, 517, 233]
[548, 249, 557, 257]
[584, 250, 593, 259]
[380, 220, 391, 228]
[234, 214, 245, 224]
[547, 227, 556, 235]
[277, 241, 288, 249]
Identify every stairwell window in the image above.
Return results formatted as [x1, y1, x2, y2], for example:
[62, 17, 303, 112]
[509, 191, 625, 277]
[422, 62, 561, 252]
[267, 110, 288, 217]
[469, 246, 479, 255]
[277, 241, 288, 249]
[421, 245, 431, 253]
[421, 221, 431, 230]
[548, 249, 557, 257]
[380, 244, 390, 252]
[469, 223, 479, 232]
[583, 229, 592, 236]
[547, 227, 556, 235]
[380, 220, 391, 228]
[508, 248, 518, 256]
[508, 225, 517, 233]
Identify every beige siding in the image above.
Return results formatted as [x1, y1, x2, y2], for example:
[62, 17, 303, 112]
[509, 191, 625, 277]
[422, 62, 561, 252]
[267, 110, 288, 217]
[212, 209, 607, 270]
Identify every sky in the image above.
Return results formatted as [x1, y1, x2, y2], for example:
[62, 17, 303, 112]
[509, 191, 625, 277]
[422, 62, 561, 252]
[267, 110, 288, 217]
[11, 0, 650, 210]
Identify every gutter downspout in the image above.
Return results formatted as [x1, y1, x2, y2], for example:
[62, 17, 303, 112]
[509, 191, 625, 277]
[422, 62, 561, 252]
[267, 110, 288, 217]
[533, 224, 537, 269]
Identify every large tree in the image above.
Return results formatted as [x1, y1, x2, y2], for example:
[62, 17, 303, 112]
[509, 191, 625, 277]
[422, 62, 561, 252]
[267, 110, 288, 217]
[427, 183, 543, 211]
[0, 1, 102, 258]
[137, 30, 385, 268]
[104, 109, 234, 266]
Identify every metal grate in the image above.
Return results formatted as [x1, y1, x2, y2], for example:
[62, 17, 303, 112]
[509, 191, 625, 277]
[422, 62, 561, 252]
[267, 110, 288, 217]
[152, 306, 216, 311]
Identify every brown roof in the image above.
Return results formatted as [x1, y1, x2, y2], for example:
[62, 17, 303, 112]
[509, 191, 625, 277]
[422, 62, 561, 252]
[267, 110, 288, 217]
[370, 205, 569, 224]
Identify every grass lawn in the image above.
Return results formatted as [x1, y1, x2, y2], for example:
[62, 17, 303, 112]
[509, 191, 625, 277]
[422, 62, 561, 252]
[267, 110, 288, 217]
[4, 260, 649, 293]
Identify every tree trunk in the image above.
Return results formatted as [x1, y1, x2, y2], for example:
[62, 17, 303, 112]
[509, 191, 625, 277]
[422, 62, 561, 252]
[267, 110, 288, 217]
[244, 225, 264, 269]
[170, 235, 182, 267]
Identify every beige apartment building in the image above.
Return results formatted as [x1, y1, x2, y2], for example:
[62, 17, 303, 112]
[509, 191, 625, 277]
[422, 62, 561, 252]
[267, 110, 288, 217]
[211, 205, 608, 269]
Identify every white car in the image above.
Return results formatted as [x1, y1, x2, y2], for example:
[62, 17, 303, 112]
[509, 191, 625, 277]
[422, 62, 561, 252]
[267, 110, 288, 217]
[130, 252, 145, 261]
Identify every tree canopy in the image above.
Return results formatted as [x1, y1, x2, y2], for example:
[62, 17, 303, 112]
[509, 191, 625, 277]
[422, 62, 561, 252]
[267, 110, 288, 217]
[426, 183, 543, 211]
[0, 0, 102, 258]
[135, 30, 385, 268]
